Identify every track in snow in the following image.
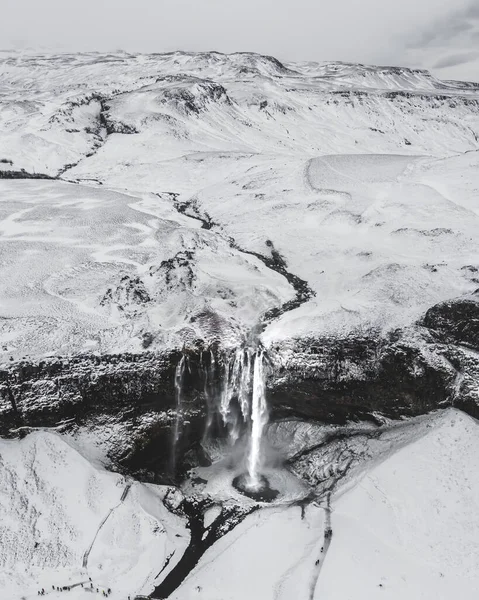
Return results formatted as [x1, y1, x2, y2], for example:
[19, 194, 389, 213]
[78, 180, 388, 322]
[81, 482, 132, 569]
[308, 497, 333, 600]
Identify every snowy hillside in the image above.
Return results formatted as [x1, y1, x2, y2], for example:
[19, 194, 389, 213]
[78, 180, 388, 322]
[0, 51, 479, 358]
[171, 410, 479, 600]
[1, 52, 479, 178]
[1, 51, 479, 600]
[2, 410, 478, 599]
[0, 431, 187, 599]
[314, 410, 479, 600]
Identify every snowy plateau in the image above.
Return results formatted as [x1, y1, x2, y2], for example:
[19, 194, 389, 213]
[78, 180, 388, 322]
[0, 50, 479, 600]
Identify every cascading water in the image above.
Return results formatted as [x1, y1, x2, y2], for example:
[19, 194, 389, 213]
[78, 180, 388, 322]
[171, 354, 187, 476]
[202, 349, 216, 443]
[219, 348, 253, 444]
[172, 345, 277, 499]
[246, 351, 268, 490]
[238, 350, 253, 420]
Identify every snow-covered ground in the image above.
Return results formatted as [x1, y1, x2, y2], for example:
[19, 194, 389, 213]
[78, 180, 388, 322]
[316, 409, 479, 599]
[0, 52, 478, 357]
[1, 150, 478, 358]
[0, 179, 292, 360]
[1, 51, 479, 600]
[160, 410, 479, 600]
[2, 410, 471, 599]
[167, 503, 326, 600]
[0, 431, 188, 599]
[1, 391, 479, 598]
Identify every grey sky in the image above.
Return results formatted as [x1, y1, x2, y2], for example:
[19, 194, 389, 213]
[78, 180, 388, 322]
[404, 1, 479, 80]
[2, 0, 478, 80]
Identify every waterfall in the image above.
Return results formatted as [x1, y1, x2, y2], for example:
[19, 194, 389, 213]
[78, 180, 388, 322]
[172, 345, 270, 487]
[238, 350, 252, 420]
[202, 349, 216, 443]
[171, 355, 187, 475]
[219, 348, 253, 444]
[247, 351, 268, 490]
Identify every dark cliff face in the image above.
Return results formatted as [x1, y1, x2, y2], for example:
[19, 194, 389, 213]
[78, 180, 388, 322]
[1, 293, 478, 482]
[0, 352, 178, 429]
[2, 295, 479, 482]
[0, 351, 202, 482]
[421, 293, 479, 421]
[268, 332, 456, 423]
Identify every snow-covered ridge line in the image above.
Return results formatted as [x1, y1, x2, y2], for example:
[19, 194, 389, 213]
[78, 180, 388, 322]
[2, 51, 478, 90]
[1, 51, 478, 179]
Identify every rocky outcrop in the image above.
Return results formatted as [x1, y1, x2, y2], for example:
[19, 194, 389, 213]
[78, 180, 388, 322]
[268, 329, 456, 423]
[423, 292, 479, 350]
[419, 293, 479, 419]
[100, 275, 152, 315]
[0, 169, 53, 179]
[2, 313, 479, 481]
[0, 351, 206, 481]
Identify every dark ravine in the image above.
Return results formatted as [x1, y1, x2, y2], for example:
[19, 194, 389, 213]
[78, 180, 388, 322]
[2, 93, 112, 180]
[160, 183, 315, 326]
[56, 95, 120, 178]
[229, 238, 316, 326]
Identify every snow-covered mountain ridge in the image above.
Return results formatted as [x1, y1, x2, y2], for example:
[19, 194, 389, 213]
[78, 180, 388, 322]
[2, 51, 479, 176]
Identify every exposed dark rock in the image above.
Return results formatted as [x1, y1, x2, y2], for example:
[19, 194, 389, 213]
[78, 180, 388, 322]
[268, 331, 456, 423]
[172, 195, 216, 230]
[105, 120, 139, 134]
[435, 343, 479, 419]
[0, 169, 54, 180]
[153, 76, 233, 116]
[142, 332, 155, 349]
[101, 275, 151, 313]
[1, 319, 474, 482]
[150, 250, 196, 292]
[423, 293, 479, 350]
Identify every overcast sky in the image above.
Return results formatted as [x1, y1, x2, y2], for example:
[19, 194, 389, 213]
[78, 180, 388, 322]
[2, 0, 479, 81]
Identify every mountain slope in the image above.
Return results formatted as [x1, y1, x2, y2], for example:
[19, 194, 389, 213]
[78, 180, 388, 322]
[0, 431, 186, 598]
[1, 52, 479, 177]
